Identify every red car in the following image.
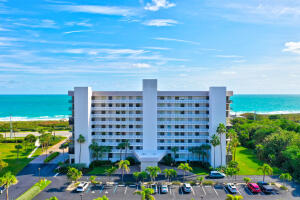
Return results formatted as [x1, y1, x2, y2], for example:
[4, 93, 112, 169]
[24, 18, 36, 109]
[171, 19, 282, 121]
[247, 183, 261, 193]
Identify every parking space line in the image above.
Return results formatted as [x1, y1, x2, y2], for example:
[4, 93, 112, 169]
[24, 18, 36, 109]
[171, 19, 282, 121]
[201, 185, 206, 196]
[99, 185, 104, 194]
[191, 186, 195, 196]
[180, 187, 183, 195]
[124, 186, 127, 195]
[54, 172, 59, 177]
[212, 186, 220, 200]
[113, 185, 118, 193]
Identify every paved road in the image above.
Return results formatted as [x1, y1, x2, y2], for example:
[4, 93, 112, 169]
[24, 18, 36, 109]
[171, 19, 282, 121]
[0, 131, 71, 138]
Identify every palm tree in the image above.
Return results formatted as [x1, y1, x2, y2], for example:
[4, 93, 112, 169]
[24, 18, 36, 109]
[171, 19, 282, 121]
[139, 171, 148, 183]
[146, 166, 161, 182]
[231, 136, 240, 161]
[134, 186, 155, 200]
[117, 160, 130, 183]
[202, 144, 211, 163]
[196, 176, 204, 185]
[0, 159, 8, 171]
[210, 134, 220, 168]
[133, 172, 140, 184]
[89, 142, 100, 161]
[226, 194, 243, 200]
[243, 177, 251, 184]
[279, 173, 292, 186]
[0, 171, 18, 200]
[77, 134, 85, 164]
[258, 163, 273, 182]
[59, 142, 68, 162]
[226, 129, 236, 154]
[188, 147, 195, 161]
[170, 147, 179, 161]
[105, 166, 117, 182]
[163, 169, 171, 182]
[15, 144, 23, 160]
[216, 123, 226, 167]
[117, 142, 126, 160]
[178, 163, 192, 181]
[124, 140, 130, 159]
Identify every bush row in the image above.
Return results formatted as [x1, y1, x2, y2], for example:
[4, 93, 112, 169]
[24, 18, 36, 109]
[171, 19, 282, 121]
[44, 152, 60, 163]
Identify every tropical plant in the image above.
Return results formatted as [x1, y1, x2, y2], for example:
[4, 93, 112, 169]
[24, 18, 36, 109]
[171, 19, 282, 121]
[279, 173, 292, 186]
[89, 142, 101, 161]
[0, 171, 18, 200]
[163, 168, 177, 182]
[170, 146, 179, 160]
[134, 185, 155, 200]
[230, 136, 240, 161]
[123, 140, 130, 159]
[24, 134, 37, 149]
[77, 134, 85, 164]
[105, 166, 117, 182]
[90, 175, 98, 186]
[225, 194, 243, 200]
[216, 123, 226, 167]
[67, 167, 82, 183]
[93, 195, 109, 200]
[146, 166, 161, 182]
[196, 176, 204, 185]
[133, 172, 140, 184]
[15, 144, 23, 160]
[139, 171, 148, 183]
[40, 133, 52, 157]
[225, 167, 238, 182]
[0, 159, 8, 172]
[210, 134, 220, 168]
[243, 177, 251, 184]
[258, 163, 273, 182]
[178, 163, 193, 181]
[117, 160, 130, 183]
[117, 142, 126, 160]
[46, 197, 59, 200]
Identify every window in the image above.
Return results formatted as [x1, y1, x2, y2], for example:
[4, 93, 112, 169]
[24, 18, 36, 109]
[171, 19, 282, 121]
[188, 139, 192, 143]
[109, 103, 112, 107]
[121, 103, 125, 107]
[159, 96, 164, 100]
[181, 111, 184, 114]
[160, 125, 165, 129]
[101, 111, 106, 114]
[108, 96, 112, 100]
[159, 139, 164, 143]
[129, 125, 133, 128]
[159, 132, 165, 136]
[195, 110, 200, 114]
[180, 104, 185, 107]
[136, 132, 141, 135]
[101, 139, 105, 142]
[175, 96, 179, 100]
[167, 146, 171, 150]
[136, 139, 141, 142]
[136, 104, 141, 107]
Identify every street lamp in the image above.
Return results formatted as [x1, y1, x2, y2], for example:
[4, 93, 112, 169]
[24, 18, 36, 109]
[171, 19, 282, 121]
[38, 168, 41, 180]
[80, 194, 83, 200]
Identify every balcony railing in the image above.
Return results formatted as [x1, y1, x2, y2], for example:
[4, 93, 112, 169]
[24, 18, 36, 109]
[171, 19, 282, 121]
[92, 100, 142, 103]
[157, 135, 209, 139]
[91, 121, 143, 125]
[157, 128, 208, 132]
[157, 107, 209, 111]
[92, 114, 143, 118]
[92, 135, 143, 139]
[157, 100, 209, 103]
[157, 121, 208, 125]
[92, 128, 142, 132]
[157, 114, 209, 118]
[92, 107, 142, 111]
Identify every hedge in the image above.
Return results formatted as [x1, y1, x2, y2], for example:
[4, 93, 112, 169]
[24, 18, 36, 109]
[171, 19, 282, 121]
[44, 152, 60, 163]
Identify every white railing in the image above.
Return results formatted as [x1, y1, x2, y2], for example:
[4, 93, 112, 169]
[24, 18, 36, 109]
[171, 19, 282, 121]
[92, 100, 142, 103]
[157, 121, 208, 125]
[157, 128, 208, 132]
[157, 107, 209, 111]
[92, 128, 142, 132]
[157, 100, 208, 103]
[92, 107, 142, 111]
[157, 143, 207, 147]
[91, 121, 143, 125]
[92, 114, 143, 118]
[157, 114, 208, 118]
[157, 135, 209, 139]
[92, 142, 142, 146]
[93, 135, 143, 139]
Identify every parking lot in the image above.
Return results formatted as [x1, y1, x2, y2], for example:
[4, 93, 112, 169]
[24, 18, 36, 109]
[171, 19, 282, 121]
[35, 176, 298, 200]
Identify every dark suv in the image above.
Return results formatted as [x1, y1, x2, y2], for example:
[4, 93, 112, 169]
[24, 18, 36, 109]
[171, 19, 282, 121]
[257, 181, 273, 194]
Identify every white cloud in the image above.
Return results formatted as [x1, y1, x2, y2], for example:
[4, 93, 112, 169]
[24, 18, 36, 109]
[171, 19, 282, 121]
[144, 0, 175, 11]
[132, 63, 151, 68]
[0, 27, 11, 31]
[144, 46, 170, 50]
[216, 55, 243, 58]
[13, 19, 57, 28]
[65, 21, 92, 27]
[143, 19, 178, 26]
[57, 5, 134, 16]
[154, 37, 200, 45]
[63, 30, 91, 34]
[283, 42, 300, 54]
[52, 48, 147, 55]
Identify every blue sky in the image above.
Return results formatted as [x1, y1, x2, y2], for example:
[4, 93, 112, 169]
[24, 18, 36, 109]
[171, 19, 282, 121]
[1, 0, 300, 94]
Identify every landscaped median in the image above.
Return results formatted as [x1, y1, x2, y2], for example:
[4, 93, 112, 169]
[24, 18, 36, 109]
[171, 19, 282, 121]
[44, 152, 60, 163]
[16, 179, 51, 200]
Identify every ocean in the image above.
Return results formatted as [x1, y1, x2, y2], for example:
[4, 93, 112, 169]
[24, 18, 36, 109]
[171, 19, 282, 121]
[0, 94, 300, 121]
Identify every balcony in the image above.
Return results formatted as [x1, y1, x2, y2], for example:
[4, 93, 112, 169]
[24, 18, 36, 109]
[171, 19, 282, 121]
[157, 114, 209, 118]
[157, 142, 207, 147]
[92, 142, 142, 146]
[92, 107, 142, 111]
[92, 128, 142, 132]
[157, 107, 209, 111]
[157, 121, 208, 125]
[157, 128, 208, 132]
[92, 100, 142, 103]
[157, 100, 209, 103]
[92, 114, 143, 118]
[91, 121, 143, 125]
[157, 135, 209, 139]
[92, 135, 143, 139]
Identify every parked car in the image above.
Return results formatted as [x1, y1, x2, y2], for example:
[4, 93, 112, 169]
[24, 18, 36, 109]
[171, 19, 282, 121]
[247, 183, 261, 193]
[160, 185, 168, 194]
[182, 183, 192, 193]
[0, 185, 6, 194]
[209, 171, 226, 179]
[151, 184, 158, 194]
[226, 183, 237, 194]
[257, 181, 273, 194]
[76, 182, 89, 192]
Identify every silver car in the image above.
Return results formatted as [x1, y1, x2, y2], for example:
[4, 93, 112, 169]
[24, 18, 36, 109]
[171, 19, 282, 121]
[76, 182, 89, 192]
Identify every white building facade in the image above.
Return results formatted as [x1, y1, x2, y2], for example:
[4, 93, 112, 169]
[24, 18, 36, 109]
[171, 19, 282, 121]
[68, 79, 233, 171]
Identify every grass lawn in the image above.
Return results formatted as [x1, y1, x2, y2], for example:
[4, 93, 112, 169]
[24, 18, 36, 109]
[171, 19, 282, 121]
[88, 166, 111, 175]
[16, 179, 51, 200]
[192, 166, 209, 175]
[236, 146, 282, 175]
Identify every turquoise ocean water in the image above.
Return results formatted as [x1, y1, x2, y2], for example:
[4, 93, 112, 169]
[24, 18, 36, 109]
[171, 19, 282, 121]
[0, 95, 300, 121]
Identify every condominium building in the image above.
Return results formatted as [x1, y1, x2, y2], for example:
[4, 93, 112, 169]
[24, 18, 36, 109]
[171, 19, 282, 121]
[68, 79, 233, 170]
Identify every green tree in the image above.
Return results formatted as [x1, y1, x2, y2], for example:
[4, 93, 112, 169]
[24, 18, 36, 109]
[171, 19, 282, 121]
[134, 186, 155, 200]
[67, 167, 82, 183]
[93, 195, 109, 200]
[139, 171, 148, 183]
[77, 134, 85, 164]
[226, 194, 243, 200]
[59, 142, 68, 162]
[24, 134, 36, 149]
[210, 134, 220, 168]
[123, 140, 130, 159]
[258, 163, 273, 182]
[178, 163, 192, 181]
[279, 173, 292, 186]
[46, 197, 59, 200]
[105, 166, 117, 182]
[0, 159, 8, 172]
[170, 147, 179, 161]
[243, 177, 251, 184]
[89, 142, 101, 161]
[163, 169, 172, 182]
[117, 142, 126, 160]
[133, 172, 140, 184]
[14, 144, 23, 160]
[217, 123, 227, 167]
[226, 167, 238, 182]
[146, 166, 161, 182]
[90, 175, 98, 186]
[0, 171, 18, 200]
[40, 133, 52, 157]
[196, 176, 204, 185]
[117, 160, 130, 183]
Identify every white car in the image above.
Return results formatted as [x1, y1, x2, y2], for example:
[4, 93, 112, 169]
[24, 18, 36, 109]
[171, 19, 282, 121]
[76, 182, 89, 192]
[226, 183, 237, 194]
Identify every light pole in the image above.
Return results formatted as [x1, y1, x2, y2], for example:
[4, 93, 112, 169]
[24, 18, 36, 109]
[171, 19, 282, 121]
[80, 194, 83, 200]
[38, 168, 41, 180]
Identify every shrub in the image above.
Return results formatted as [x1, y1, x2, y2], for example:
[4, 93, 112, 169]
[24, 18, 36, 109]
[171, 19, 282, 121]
[161, 155, 175, 166]
[203, 180, 215, 186]
[171, 181, 181, 185]
[44, 152, 60, 163]
[280, 185, 288, 190]
[1, 138, 24, 143]
[89, 160, 112, 169]
[57, 163, 87, 174]
[187, 180, 196, 186]
[243, 177, 251, 184]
